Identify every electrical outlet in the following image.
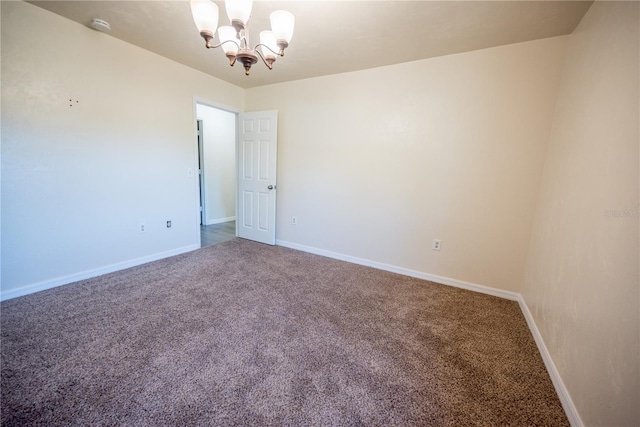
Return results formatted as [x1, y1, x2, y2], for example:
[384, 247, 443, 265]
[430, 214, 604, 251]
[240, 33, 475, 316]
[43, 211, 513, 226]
[166, 220, 172, 228]
[140, 223, 146, 233]
[432, 239, 442, 251]
[291, 216, 297, 225]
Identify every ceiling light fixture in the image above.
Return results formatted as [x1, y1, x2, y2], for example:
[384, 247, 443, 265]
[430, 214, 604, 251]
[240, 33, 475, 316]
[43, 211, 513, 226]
[190, 0, 294, 76]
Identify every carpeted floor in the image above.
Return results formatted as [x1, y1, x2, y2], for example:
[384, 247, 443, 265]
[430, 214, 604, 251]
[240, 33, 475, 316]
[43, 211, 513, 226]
[1, 239, 569, 426]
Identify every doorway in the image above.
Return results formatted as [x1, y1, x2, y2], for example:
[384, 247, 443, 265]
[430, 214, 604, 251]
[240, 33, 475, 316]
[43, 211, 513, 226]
[196, 102, 237, 248]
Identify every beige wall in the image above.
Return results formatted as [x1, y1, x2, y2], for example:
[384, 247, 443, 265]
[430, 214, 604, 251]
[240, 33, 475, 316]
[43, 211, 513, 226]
[521, 2, 639, 426]
[1, 1, 244, 296]
[246, 36, 568, 292]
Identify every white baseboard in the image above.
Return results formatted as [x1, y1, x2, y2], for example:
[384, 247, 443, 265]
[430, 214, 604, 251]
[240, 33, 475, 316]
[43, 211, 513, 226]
[517, 297, 583, 427]
[276, 238, 581, 427]
[0, 244, 200, 302]
[205, 216, 235, 225]
[275, 239, 519, 301]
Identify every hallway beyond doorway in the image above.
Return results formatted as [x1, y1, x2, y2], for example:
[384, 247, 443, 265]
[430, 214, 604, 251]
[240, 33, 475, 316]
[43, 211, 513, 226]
[201, 221, 236, 247]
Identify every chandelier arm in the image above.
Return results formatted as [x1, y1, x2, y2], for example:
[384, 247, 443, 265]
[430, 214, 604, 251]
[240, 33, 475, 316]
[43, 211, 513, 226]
[207, 39, 241, 50]
[253, 47, 274, 70]
[254, 43, 279, 57]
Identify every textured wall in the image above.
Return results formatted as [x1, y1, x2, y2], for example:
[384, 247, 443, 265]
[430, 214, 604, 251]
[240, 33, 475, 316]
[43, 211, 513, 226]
[1, 1, 244, 295]
[246, 37, 568, 292]
[521, 2, 639, 426]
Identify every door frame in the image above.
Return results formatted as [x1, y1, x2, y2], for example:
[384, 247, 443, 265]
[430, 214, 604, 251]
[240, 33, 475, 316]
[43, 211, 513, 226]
[192, 97, 241, 247]
[196, 119, 206, 226]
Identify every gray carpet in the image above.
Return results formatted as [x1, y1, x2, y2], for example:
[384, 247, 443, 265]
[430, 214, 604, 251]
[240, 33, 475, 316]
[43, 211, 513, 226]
[1, 239, 569, 426]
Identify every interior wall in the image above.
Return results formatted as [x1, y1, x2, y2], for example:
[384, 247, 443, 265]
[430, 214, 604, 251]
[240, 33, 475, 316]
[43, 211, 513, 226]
[1, 1, 244, 296]
[521, 2, 639, 426]
[246, 36, 568, 292]
[196, 104, 236, 224]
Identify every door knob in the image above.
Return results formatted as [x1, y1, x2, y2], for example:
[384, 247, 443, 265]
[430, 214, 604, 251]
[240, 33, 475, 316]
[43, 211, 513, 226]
[268, 185, 274, 190]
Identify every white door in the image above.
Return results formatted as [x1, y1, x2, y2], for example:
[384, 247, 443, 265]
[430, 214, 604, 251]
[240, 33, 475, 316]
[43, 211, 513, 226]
[237, 111, 277, 245]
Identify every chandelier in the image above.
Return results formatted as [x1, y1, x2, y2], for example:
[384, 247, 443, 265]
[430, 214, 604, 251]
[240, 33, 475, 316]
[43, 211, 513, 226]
[190, 0, 295, 75]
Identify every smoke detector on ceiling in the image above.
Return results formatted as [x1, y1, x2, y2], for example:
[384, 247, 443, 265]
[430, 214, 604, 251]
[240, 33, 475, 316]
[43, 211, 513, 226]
[89, 18, 111, 32]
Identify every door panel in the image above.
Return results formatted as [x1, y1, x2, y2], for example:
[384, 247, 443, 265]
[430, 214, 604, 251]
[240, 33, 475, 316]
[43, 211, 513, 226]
[238, 111, 277, 245]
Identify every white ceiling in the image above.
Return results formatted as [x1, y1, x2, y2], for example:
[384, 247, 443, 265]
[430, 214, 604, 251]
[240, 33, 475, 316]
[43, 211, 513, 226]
[29, 1, 593, 89]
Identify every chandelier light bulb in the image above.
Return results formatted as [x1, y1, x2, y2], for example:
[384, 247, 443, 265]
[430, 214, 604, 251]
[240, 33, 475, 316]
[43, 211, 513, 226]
[190, 0, 219, 37]
[259, 30, 278, 68]
[270, 10, 294, 44]
[218, 26, 239, 55]
[225, 0, 253, 27]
